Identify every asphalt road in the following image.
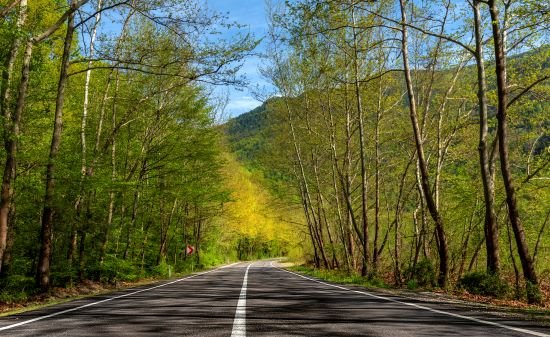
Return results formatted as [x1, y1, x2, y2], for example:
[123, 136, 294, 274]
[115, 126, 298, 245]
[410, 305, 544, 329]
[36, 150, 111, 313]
[0, 261, 549, 336]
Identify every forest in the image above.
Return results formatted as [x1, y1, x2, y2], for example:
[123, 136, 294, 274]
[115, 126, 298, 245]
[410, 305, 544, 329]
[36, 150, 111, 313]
[0, 0, 303, 304]
[0, 0, 548, 309]
[233, 0, 549, 305]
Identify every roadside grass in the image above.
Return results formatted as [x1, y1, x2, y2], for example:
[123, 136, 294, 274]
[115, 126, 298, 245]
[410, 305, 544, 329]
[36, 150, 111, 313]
[288, 265, 388, 289]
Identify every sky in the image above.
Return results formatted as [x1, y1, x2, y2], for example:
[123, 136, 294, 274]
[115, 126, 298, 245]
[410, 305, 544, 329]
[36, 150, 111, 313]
[81, 0, 273, 119]
[206, 0, 273, 118]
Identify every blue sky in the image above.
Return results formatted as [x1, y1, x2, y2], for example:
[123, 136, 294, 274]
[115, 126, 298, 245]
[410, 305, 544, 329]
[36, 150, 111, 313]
[206, 0, 271, 118]
[83, 0, 271, 119]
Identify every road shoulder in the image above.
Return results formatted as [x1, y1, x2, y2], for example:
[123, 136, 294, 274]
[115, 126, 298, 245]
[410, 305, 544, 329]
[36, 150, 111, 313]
[284, 265, 550, 327]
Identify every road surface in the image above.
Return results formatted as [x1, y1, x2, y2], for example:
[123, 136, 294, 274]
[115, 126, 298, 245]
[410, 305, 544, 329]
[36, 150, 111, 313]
[0, 261, 548, 336]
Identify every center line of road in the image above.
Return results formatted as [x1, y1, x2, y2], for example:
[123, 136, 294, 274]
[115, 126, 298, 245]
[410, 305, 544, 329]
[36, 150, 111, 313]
[0, 262, 240, 332]
[231, 263, 252, 337]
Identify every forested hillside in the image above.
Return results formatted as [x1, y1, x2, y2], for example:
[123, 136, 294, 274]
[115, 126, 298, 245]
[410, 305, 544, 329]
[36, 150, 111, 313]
[226, 0, 550, 305]
[225, 104, 269, 164]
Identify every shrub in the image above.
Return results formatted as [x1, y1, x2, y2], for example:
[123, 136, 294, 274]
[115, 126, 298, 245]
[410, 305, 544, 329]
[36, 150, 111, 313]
[0, 275, 37, 303]
[0, 274, 36, 292]
[526, 281, 542, 304]
[100, 255, 139, 282]
[366, 273, 387, 288]
[458, 271, 509, 298]
[152, 260, 172, 278]
[405, 260, 436, 288]
[407, 279, 419, 290]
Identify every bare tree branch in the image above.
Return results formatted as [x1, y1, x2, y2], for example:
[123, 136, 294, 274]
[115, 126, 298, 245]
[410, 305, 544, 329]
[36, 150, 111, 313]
[507, 75, 550, 108]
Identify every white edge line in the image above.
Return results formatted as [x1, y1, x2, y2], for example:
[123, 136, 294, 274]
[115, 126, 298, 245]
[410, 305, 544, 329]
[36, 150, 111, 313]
[231, 263, 252, 337]
[0, 262, 241, 332]
[276, 267, 550, 337]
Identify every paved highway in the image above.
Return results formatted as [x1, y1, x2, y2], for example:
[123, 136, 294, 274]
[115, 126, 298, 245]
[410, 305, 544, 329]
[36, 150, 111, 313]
[0, 261, 548, 336]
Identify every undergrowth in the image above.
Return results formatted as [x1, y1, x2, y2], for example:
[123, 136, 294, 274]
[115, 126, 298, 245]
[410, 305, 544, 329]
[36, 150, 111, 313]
[289, 265, 388, 289]
[0, 254, 235, 305]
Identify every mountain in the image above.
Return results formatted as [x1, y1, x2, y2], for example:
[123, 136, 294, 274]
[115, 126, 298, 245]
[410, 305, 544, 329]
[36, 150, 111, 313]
[224, 103, 270, 165]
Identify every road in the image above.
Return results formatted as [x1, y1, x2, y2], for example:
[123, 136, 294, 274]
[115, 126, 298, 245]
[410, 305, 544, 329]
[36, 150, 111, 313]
[0, 261, 548, 336]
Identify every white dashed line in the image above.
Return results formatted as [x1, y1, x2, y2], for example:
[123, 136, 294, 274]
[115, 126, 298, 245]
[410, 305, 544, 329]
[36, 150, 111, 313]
[231, 263, 252, 337]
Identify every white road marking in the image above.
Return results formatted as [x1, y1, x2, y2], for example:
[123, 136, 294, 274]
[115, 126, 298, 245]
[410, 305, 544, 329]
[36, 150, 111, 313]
[276, 267, 549, 337]
[0, 262, 241, 332]
[231, 263, 252, 337]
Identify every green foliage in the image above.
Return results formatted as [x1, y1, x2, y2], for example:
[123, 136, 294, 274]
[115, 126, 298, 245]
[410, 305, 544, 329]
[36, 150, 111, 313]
[152, 260, 172, 279]
[0, 0, 262, 299]
[406, 279, 419, 290]
[405, 260, 436, 288]
[0, 0, 548, 309]
[223, 0, 550, 306]
[290, 265, 389, 289]
[458, 272, 510, 298]
[216, 154, 304, 262]
[526, 281, 543, 304]
[0, 275, 37, 303]
[224, 100, 296, 201]
[366, 274, 387, 289]
[196, 249, 226, 269]
[99, 256, 140, 283]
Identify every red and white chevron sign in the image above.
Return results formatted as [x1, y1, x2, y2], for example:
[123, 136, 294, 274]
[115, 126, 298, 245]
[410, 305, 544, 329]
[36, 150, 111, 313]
[185, 245, 195, 255]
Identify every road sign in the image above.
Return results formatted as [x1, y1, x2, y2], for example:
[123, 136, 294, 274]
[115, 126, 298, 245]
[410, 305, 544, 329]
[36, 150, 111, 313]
[185, 245, 195, 255]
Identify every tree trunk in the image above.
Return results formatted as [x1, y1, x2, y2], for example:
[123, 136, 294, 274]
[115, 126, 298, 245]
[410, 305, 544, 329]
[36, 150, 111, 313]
[351, 5, 369, 277]
[473, 0, 500, 275]
[68, 0, 103, 271]
[99, 80, 116, 271]
[0, 201, 16, 276]
[77, 227, 86, 281]
[195, 213, 201, 266]
[37, 6, 75, 291]
[123, 188, 140, 260]
[372, 79, 382, 274]
[399, 0, 448, 288]
[344, 82, 356, 271]
[327, 97, 350, 271]
[81, 0, 102, 177]
[285, 98, 328, 268]
[0, 0, 27, 272]
[487, 0, 539, 303]
[158, 198, 177, 265]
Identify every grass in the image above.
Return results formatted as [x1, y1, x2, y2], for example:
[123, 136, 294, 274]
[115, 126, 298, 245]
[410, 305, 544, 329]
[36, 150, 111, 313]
[288, 265, 388, 289]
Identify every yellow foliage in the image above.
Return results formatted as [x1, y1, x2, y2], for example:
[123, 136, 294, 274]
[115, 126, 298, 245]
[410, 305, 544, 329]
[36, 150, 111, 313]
[218, 153, 304, 258]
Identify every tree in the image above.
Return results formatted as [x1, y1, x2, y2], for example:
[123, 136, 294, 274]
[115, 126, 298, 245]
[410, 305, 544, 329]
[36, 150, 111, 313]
[398, 0, 449, 288]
